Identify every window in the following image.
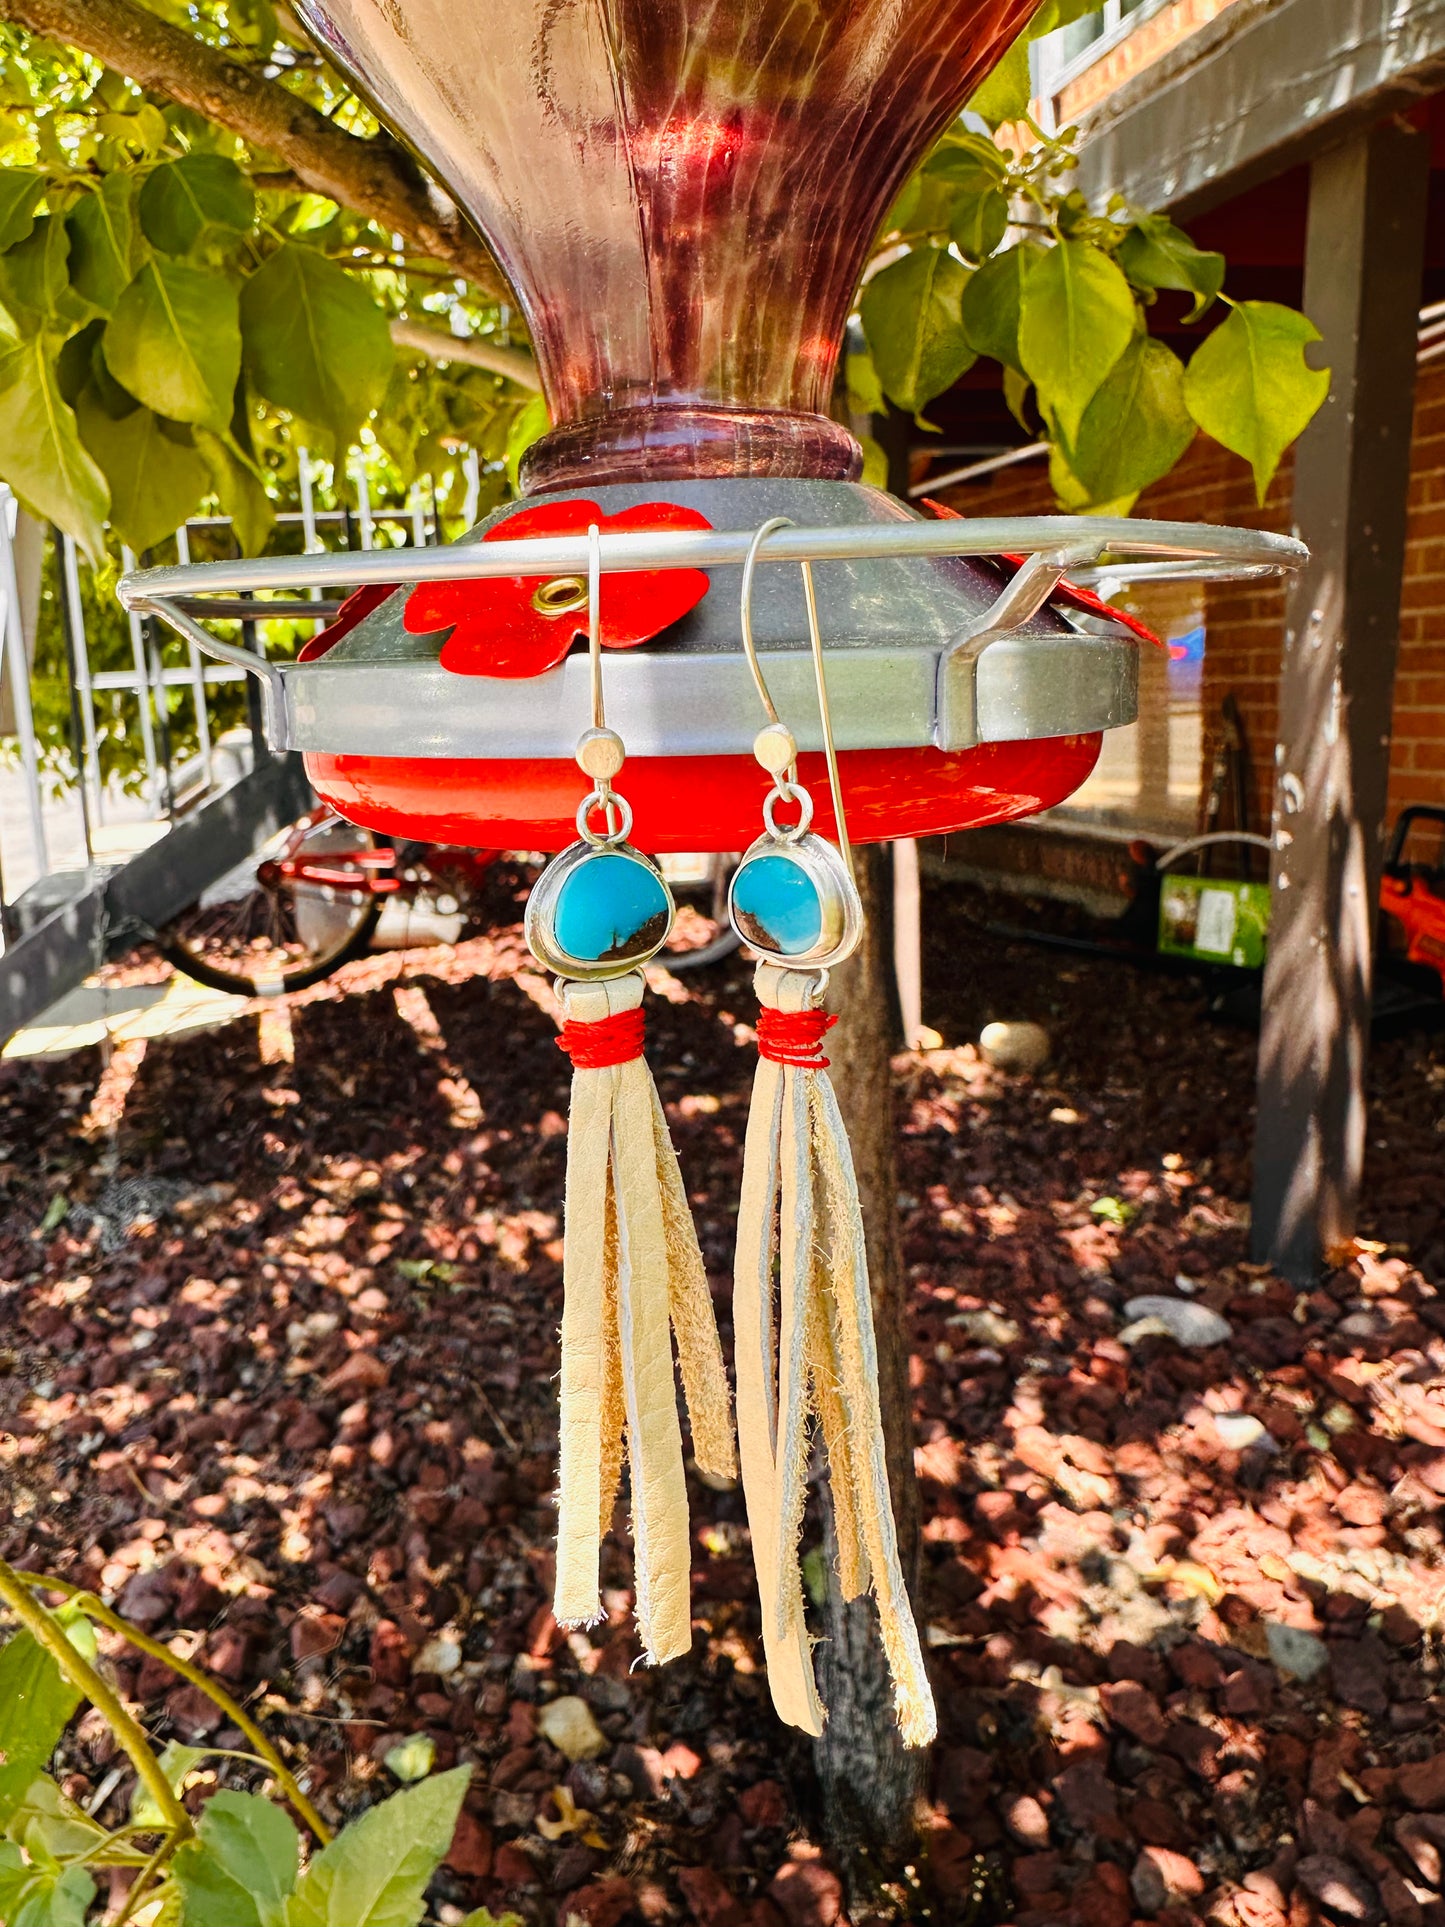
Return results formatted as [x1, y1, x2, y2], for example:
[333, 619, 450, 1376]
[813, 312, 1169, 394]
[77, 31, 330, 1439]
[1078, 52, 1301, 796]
[1034, 0, 1164, 97]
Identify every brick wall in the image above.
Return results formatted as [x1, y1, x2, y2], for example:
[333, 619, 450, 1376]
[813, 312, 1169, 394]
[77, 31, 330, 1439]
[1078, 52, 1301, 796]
[936, 357, 1445, 835]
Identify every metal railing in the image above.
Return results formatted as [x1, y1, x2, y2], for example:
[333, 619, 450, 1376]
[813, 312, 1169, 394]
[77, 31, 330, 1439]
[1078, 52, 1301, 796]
[0, 446, 485, 936]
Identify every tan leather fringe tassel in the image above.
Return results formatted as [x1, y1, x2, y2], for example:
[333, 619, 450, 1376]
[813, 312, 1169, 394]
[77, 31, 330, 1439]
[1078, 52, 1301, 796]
[552, 970, 736, 1664]
[734, 962, 936, 1746]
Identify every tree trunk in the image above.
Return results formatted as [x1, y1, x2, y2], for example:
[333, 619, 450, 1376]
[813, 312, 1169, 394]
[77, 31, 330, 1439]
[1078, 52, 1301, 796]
[814, 842, 928, 1886]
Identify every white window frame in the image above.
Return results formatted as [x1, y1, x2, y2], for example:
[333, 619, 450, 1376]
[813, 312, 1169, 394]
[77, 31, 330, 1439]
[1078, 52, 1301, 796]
[1031, 0, 1174, 127]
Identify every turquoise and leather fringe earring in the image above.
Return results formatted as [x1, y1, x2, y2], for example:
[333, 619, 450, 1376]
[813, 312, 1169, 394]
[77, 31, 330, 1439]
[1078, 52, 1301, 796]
[727, 539, 936, 1745]
[526, 537, 735, 1665]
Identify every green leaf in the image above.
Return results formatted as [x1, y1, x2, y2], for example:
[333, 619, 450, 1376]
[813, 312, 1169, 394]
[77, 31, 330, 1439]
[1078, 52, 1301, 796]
[1183, 300, 1329, 503]
[127, 1742, 211, 1829]
[1018, 238, 1136, 447]
[4, 1776, 113, 1863]
[173, 1790, 301, 1927]
[858, 433, 889, 489]
[1117, 212, 1225, 321]
[103, 257, 240, 429]
[194, 424, 275, 555]
[56, 320, 104, 407]
[239, 243, 393, 460]
[384, 1735, 436, 1784]
[1048, 440, 1137, 518]
[923, 133, 1007, 188]
[859, 246, 974, 416]
[139, 154, 255, 255]
[36, 1191, 69, 1236]
[1003, 365, 1033, 433]
[457, 1912, 524, 1927]
[0, 1845, 95, 1927]
[0, 1637, 81, 1826]
[1029, 0, 1106, 34]
[67, 172, 146, 312]
[801, 1546, 829, 1608]
[77, 394, 210, 552]
[845, 347, 885, 418]
[283, 1767, 471, 1927]
[0, 336, 108, 561]
[880, 174, 922, 240]
[0, 216, 72, 335]
[1071, 335, 1195, 506]
[949, 187, 1009, 263]
[0, 170, 46, 252]
[969, 33, 1031, 129]
[503, 393, 550, 492]
[961, 244, 1034, 375]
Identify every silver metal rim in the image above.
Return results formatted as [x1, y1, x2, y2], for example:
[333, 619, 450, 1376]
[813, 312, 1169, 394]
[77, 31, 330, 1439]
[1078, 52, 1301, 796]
[728, 829, 864, 971]
[524, 838, 676, 981]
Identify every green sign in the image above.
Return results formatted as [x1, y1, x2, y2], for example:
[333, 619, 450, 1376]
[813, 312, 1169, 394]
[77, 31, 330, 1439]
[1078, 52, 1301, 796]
[1158, 874, 1271, 969]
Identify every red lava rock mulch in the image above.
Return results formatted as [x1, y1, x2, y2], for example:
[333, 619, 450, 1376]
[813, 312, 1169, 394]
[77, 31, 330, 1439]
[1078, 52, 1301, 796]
[0, 868, 1441, 1927]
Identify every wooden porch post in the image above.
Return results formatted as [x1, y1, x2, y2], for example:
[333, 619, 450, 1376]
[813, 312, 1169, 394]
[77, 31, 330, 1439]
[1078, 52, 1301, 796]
[1251, 120, 1430, 1281]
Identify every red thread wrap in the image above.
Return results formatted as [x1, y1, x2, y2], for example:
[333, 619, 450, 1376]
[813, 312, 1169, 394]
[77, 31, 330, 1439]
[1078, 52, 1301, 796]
[557, 1004, 646, 1069]
[757, 1004, 837, 1069]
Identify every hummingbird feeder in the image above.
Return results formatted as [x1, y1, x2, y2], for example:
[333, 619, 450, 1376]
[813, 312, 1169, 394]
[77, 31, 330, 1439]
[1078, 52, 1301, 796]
[121, 0, 1306, 1744]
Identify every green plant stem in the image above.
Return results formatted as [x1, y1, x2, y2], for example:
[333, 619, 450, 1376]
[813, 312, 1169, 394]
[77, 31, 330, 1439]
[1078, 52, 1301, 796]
[12, 1569, 333, 1845]
[113, 1833, 176, 1927]
[65, 1822, 154, 1870]
[0, 1559, 191, 1844]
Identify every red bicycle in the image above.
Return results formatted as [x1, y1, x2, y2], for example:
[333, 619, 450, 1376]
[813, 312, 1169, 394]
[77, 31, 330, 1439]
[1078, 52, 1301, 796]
[159, 805, 739, 996]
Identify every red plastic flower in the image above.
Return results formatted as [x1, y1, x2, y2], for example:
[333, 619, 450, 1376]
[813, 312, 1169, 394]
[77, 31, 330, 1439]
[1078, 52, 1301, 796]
[404, 499, 713, 679]
[298, 581, 397, 662]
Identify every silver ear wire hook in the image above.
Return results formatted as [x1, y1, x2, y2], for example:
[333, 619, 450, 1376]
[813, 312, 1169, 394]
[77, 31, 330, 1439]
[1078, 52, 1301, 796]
[587, 520, 604, 733]
[799, 557, 853, 884]
[575, 521, 625, 843]
[739, 516, 855, 883]
[739, 516, 793, 732]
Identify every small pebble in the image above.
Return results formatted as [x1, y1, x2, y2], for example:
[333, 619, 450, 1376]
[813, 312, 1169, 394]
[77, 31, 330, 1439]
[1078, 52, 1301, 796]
[1121, 1296, 1233, 1348]
[1212, 1412, 1270, 1451]
[1266, 1621, 1329, 1681]
[413, 1634, 461, 1676]
[538, 1694, 607, 1762]
[946, 1308, 1020, 1347]
[979, 1021, 1051, 1072]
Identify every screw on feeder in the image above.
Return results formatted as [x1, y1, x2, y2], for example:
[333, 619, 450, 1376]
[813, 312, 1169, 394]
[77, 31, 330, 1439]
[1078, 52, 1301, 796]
[533, 575, 590, 617]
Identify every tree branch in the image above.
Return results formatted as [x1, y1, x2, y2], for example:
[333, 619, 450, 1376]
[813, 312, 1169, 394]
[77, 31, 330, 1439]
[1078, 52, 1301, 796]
[390, 317, 540, 390]
[0, 0, 507, 299]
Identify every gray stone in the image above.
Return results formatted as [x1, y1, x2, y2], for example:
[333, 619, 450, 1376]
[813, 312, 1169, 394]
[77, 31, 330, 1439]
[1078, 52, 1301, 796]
[1121, 1296, 1233, 1348]
[978, 1020, 1051, 1072]
[1266, 1620, 1330, 1682]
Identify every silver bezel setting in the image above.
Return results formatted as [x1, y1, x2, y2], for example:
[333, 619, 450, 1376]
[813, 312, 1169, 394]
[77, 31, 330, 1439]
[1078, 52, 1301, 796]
[525, 838, 676, 981]
[728, 829, 864, 970]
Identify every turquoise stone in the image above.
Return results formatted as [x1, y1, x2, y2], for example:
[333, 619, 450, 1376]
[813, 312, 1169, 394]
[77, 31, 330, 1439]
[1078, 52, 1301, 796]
[554, 851, 670, 963]
[732, 853, 822, 955]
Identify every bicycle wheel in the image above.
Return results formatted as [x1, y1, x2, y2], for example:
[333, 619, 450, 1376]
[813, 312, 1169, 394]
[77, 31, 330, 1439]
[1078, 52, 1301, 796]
[158, 809, 386, 996]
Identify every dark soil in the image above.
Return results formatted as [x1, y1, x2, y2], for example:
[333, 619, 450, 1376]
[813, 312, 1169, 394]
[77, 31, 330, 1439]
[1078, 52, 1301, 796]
[1, 868, 1442, 1927]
